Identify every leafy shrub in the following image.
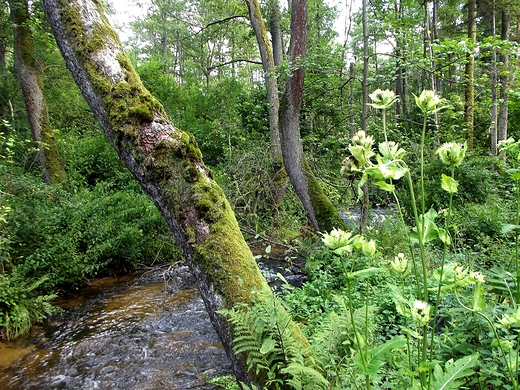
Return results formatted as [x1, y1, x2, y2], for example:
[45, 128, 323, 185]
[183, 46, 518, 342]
[397, 151, 501, 222]
[2, 169, 177, 293]
[0, 270, 58, 340]
[451, 197, 509, 253]
[63, 133, 132, 189]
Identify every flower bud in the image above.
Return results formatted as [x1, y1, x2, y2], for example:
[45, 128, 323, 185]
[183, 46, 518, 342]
[379, 141, 406, 160]
[414, 90, 449, 114]
[436, 142, 467, 167]
[368, 89, 398, 110]
[390, 253, 409, 275]
[412, 300, 431, 326]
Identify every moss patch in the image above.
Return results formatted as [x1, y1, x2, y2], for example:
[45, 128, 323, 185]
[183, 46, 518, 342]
[194, 199, 268, 305]
[60, 0, 164, 138]
[151, 136, 267, 305]
[303, 158, 346, 232]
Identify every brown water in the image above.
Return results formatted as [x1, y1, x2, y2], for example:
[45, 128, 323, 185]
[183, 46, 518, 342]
[0, 266, 231, 389]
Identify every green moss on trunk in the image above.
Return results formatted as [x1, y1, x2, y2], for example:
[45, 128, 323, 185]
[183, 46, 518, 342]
[303, 158, 346, 232]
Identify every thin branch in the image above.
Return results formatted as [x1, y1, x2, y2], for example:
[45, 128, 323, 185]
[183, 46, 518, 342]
[193, 14, 249, 37]
[206, 58, 262, 71]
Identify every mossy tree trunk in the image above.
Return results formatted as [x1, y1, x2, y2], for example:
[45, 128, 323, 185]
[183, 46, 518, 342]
[247, 0, 346, 232]
[41, 0, 313, 386]
[8, 0, 66, 185]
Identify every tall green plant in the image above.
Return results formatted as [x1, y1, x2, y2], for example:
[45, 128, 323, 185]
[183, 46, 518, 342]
[339, 89, 480, 388]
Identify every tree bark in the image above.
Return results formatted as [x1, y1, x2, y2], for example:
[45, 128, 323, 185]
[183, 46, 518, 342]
[360, 0, 369, 229]
[41, 0, 311, 385]
[394, 0, 409, 130]
[464, 0, 477, 149]
[498, 10, 510, 143]
[361, 0, 368, 133]
[490, 0, 498, 156]
[245, 0, 288, 207]
[279, 0, 346, 232]
[9, 0, 66, 184]
[432, 0, 442, 93]
[269, 1, 284, 68]
[0, 3, 7, 77]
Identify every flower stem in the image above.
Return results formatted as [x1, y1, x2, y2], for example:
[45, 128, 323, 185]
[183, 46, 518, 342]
[429, 166, 455, 361]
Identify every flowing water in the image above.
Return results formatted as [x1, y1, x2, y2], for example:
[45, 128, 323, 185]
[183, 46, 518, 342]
[0, 266, 232, 389]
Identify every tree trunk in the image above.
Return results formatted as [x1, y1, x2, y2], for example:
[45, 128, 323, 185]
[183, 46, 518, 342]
[490, 0, 498, 156]
[360, 0, 369, 229]
[245, 0, 288, 207]
[498, 10, 510, 143]
[464, 0, 477, 150]
[432, 0, 442, 93]
[41, 0, 313, 385]
[394, 0, 409, 129]
[269, 1, 284, 68]
[279, 0, 346, 232]
[0, 4, 7, 77]
[9, 0, 66, 185]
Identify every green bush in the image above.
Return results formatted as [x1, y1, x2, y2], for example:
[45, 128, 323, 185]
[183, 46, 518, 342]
[63, 133, 133, 189]
[0, 270, 58, 340]
[397, 151, 501, 222]
[451, 197, 509, 256]
[7, 178, 177, 290]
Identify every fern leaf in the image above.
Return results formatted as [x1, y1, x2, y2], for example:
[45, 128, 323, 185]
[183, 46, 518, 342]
[281, 362, 329, 390]
[430, 353, 479, 390]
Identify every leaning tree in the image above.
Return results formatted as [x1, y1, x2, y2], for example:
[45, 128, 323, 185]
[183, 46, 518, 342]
[40, 0, 312, 387]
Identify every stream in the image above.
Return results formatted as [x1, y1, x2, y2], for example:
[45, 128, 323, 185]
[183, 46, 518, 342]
[0, 265, 232, 389]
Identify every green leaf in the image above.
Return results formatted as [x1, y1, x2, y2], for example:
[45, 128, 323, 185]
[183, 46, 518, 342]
[388, 284, 411, 317]
[355, 336, 407, 376]
[349, 267, 382, 280]
[501, 223, 520, 234]
[374, 180, 395, 192]
[441, 174, 458, 193]
[410, 209, 440, 244]
[260, 337, 276, 354]
[472, 282, 486, 312]
[437, 227, 451, 245]
[510, 170, 520, 181]
[430, 353, 479, 390]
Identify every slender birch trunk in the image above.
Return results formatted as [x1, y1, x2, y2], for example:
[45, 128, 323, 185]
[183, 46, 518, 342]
[464, 0, 477, 150]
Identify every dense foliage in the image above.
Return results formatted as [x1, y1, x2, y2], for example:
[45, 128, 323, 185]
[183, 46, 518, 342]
[1, 0, 520, 388]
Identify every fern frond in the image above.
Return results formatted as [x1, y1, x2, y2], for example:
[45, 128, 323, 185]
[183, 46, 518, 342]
[310, 295, 377, 365]
[220, 307, 270, 373]
[280, 362, 329, 390]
